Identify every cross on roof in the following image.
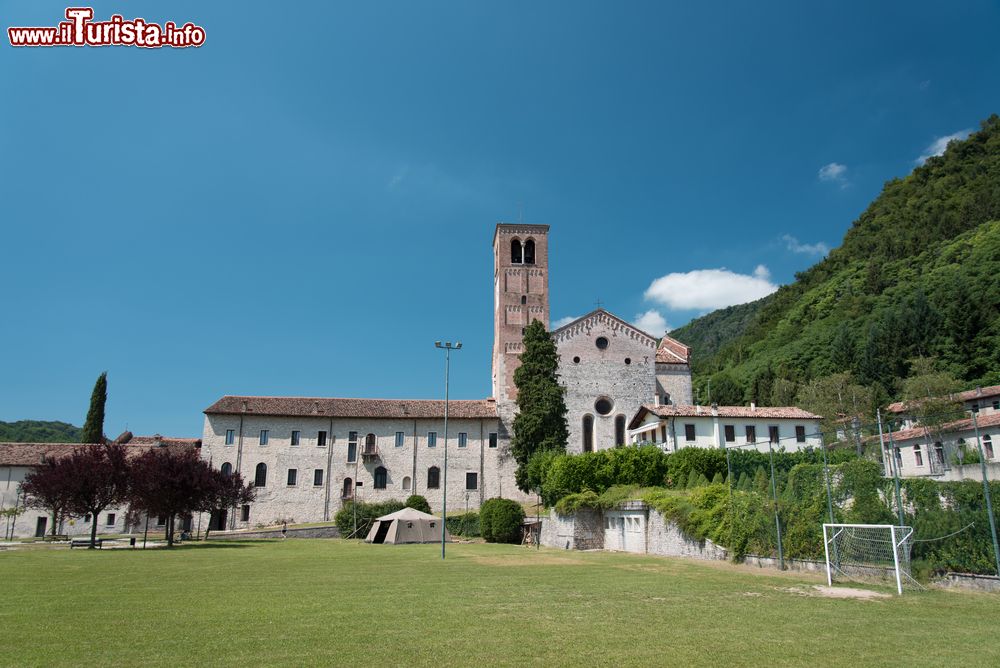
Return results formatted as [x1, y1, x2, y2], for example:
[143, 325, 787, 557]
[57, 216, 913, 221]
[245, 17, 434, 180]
[595, 298, 604, 309]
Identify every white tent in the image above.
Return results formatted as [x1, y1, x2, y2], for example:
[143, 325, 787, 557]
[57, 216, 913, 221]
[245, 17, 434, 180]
[365, 507, 451, 544]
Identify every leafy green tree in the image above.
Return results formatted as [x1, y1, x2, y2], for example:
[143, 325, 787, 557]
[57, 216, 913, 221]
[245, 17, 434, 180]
[404, 495, 431, 514]
[707, 372, 743, 405]
[829, 323, 855, 373]
[81, 372, 108, 444]
[511, 319, 568, 491]
[752, 467, 769, 495]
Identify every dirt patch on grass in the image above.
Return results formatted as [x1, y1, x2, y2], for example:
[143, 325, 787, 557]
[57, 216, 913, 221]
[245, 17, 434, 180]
[778, 585, 890, 600]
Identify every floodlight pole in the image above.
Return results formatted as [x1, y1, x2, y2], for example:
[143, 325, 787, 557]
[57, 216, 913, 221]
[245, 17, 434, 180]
[971, 410, 1000, 577]
[436, 341, 461, 559]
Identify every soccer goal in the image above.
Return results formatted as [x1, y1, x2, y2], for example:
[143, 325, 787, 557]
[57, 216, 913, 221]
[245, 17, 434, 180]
[822, 524, 918, 594]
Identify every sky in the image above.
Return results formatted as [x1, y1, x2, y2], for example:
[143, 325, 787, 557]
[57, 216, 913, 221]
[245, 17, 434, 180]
[2, 1, 999, 437]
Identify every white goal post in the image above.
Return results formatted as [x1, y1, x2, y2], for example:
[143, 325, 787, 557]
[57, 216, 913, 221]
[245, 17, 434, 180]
[823, 523, 917, 595]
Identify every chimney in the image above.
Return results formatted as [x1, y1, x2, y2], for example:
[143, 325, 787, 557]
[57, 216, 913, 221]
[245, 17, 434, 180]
[750, 402, 756, 411]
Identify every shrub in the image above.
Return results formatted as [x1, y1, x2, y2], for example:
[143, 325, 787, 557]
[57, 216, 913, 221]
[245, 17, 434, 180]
[334, 499, 406, 539]
[480, 498, 525, 543]
[446, 512, 480, 537]
[405, 495, 431, 514]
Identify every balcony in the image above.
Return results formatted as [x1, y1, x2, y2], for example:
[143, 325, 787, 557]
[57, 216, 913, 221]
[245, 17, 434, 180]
[361, 443, 380, 461]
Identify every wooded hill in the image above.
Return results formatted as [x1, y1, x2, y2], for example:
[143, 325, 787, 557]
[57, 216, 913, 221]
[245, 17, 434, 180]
[671, 114, 1000, 406]
[0, 420, 82, 443]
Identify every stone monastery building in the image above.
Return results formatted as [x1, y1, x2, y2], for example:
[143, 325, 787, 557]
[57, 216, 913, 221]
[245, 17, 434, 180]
[200, 224, 819, 530]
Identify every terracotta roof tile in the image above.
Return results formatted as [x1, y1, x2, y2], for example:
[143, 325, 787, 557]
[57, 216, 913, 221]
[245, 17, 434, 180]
[203, 396, 498, 420]
[656, 336, 691, 364]
[0, 436, 200, 467]
[887, 384, 1000, 413]
[873, 411, 1000, 444]
[642, 404, 821, 420]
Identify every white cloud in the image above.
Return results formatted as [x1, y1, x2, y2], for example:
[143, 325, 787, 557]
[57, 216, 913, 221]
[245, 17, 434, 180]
[916, 129, 973, 165]
[644, 265, 778, 311]
[782, 234, 830, 257]
[633, 309, 670, 335]
[552, 315, 579, 329]
[387, 165, 409, 189]
[818, 162, 848, 187]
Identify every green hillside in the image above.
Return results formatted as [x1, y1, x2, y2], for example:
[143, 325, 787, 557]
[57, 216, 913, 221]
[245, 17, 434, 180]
[0, 420, 82, 443]
[671, 114, 1000, 406]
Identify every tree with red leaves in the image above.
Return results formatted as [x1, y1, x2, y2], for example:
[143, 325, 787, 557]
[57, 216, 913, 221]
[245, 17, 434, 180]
[20, 458, 71, 537]
[129, 448, 254, 546]
[23, 443, 130, 548]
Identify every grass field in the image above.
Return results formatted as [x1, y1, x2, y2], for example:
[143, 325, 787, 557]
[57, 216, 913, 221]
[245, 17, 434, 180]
[3, 540, 998, 667]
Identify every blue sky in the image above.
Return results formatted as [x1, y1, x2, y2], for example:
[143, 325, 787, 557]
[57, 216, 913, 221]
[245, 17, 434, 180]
[2, 1, 999, 437]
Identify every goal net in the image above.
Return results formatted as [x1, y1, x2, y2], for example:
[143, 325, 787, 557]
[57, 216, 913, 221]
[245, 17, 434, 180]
[822, 524, 919, 594]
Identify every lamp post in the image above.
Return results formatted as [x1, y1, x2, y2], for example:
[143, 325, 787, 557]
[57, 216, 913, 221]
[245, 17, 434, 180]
[435, 340, 461, 559]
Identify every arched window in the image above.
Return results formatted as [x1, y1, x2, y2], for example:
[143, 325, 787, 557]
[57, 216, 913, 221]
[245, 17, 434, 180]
[342, 477, 353, 499]
[220, 462, 232, 477]
[934, 442, 945, 465]
[984, 435, 994, 460]
[521, 295, 527, 305]
[374, 466, 387, 489]
[364, 433, 377, 456]
[254, 462, 267, 487]
[914, 444, 923, 467]
[511, 239, 522, 264]
[402, 476, 412, 491]
[524, 239, 535, 264]
[583, 415, 594, 453]
[615, 415, 626, 447]
[427, 466, 440, 489]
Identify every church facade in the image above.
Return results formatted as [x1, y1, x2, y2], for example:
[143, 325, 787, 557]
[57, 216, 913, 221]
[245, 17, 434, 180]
[198, 223, 813, 529]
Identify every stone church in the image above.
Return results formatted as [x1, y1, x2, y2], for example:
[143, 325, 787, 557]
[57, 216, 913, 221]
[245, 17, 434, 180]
[491, 224, 692, 455]
[199, 223, 693, 527]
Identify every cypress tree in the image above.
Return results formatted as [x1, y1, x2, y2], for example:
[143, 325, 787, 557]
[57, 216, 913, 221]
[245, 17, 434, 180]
[511, 320, 568, 492]
[81, 372, 108, 444]
[752, 466, 770, 495]
[686, 469, 701, 489]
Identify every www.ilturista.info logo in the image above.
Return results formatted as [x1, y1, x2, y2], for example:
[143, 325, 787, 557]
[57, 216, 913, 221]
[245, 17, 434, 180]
[8, 8, 205, 48]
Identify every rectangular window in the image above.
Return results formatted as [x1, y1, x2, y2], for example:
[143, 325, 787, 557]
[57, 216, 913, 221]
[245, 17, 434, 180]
[395, 431, 405, 448]
[317, 430, 327, 447]
[225, 429, 235, 446]
[156, 515, 165, 527]
[769, 426, 779, 444]
[971, 403, 980, 413]
[795, 426, 806, 443]
[287, 469, 297, 486]
[259, 430, 269, 446]
[993, 400, 999, 410]
[466, 472, 478, 490]
[291, 430, 300, 446]
[724, 425, 735, 442]
[314, 469, 324, 486]
[746, 425, 756, 443]
[347, 443, 357, 463]
[349, 431, 358, 442]
[427, 432, 437, 448]
[106, 513, 116, 527]
[489, 432, 498, 448]
[684, 424, 696, 442]
[241, 505, 250, 522]
[458, 432, 468, 448]
[660, 425, 667, 443]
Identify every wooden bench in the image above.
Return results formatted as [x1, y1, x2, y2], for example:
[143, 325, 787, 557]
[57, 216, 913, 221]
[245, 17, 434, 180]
[70, 538, 102, 549]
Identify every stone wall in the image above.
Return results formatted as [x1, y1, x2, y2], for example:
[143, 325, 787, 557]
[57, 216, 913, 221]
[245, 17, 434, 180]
[539, 508, 603, 550]
[645, 507, 728, 561]
[207, 524, 341, 540]
[937, 572, 1000, 593]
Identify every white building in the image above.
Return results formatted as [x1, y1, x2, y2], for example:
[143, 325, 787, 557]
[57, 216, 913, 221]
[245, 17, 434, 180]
[878, 410, 999, 482]
[199, 397, 511, 530]
[1, 436, 199, 539]
[626, 404, 823, 453]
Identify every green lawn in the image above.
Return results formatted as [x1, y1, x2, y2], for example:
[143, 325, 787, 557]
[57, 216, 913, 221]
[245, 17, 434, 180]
[2, 540, 997, 667]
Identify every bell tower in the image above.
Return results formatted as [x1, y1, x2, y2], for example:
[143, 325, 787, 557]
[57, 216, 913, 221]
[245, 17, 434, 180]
[492, 223, 550, 401]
